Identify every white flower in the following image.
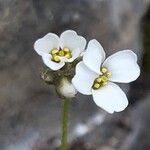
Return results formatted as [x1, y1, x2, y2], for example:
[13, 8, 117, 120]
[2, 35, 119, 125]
[72, 39, 140, 113]
[57, 77, 77, 98]
[34, 30, 86, 70]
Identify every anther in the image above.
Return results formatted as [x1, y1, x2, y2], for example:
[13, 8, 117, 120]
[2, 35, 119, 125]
[101, 76, 108, 82]
[51, 49, 59, 55]
[92, 67, 110, 90]
[59, 50, 65, 56]
[52, 55, 60, 62]
[101, 67, 108, 74]
[63, 47, 70, 52]
[65, 53, 72, 59]
[93, 83, 100, 89]
[96, 78, 102, 83]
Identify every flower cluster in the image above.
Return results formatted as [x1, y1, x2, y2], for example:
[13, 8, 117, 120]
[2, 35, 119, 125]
[34, 30, 86, 70]
[34, 30, 140, 113]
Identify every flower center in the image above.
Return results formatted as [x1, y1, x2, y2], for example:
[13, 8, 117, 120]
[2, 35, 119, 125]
[92, 67, 111, 90]
[50, 47, 72, 63]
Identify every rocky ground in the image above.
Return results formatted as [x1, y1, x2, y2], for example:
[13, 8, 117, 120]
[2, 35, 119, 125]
[0, 0, 150, 149]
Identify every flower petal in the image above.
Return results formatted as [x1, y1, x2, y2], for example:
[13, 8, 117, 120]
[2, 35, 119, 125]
[34, 33, 59, 55]
[60, 30, 86, 52]
[103, 50, 140, 83]
[64, 48, 82, 63]
[72, 61, 98, 95]
[92, 82, 128, 113]
[42, 53, 65, 71]
[83, 39, 106, 74]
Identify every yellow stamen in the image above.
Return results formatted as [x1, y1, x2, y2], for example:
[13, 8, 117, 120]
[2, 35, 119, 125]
[65, 53, 72, 59]
[96, 78, 102, 83]
[92, 67, 110, 90]
[107, 72, 111, 77]
[101, 76, 108, 82]
[59, 50, 65, 56]
[63, 47, 70, 53]
[51, 49, 59, 55]
[101, 67, 108, 74]
[93, 83, 100, 89]
[50, 47, 72, 62]
[52, 55, 60, 62]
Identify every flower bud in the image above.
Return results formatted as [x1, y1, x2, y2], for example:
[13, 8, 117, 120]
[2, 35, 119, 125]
[40, 69, 54, 84]
[56, 77, 77, 98]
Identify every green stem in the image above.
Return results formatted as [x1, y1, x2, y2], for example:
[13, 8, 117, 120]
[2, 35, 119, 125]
[60, 98, 70, 150]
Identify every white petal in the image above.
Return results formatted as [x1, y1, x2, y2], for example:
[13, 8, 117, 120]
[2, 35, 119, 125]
[92, 82, 128, 113]
[60, 30, 86, 52]
[42, 53, 65, 71]
[57, 77, 77, 98]
[72, 61, 98, 95]
[83, 39, 106, 74]
[34, 33, 59, 55]
[103, 50, 140, 83]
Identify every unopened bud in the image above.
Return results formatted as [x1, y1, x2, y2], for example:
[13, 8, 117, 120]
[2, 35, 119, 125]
[56, 77, 77, 98]
[41, 69, 54, 84]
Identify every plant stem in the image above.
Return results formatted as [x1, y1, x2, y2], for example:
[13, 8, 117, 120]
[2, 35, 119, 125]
[60, 98, 70, 150]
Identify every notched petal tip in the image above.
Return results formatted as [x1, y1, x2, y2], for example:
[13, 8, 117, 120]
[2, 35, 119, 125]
[34, 33, 59, 56]
[61, 30, 77, 36]
[83, 39, 106, 74]
[103, 50, 140, 83]
[60, 30, 87, 53]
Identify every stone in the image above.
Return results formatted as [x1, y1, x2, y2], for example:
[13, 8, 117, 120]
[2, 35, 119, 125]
[0, 0, 149, 149]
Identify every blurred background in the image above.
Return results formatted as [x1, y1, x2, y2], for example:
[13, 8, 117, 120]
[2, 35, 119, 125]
[0, 0, 150, 149]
